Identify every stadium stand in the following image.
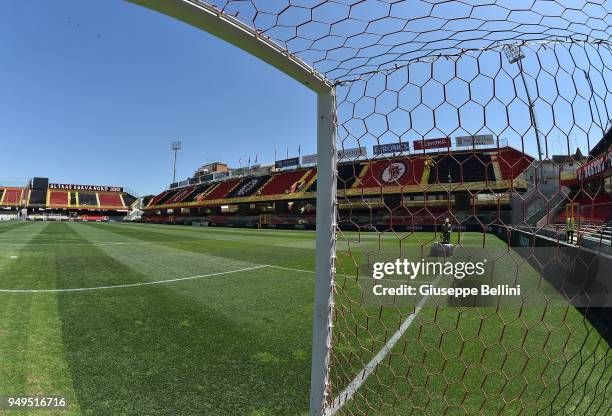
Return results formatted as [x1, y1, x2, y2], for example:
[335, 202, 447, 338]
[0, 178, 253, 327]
[98, 192, 124, 207]
[163, 188, 195, 205]
[498, 148, 534, 180]
[1, 188, 23, 205]
[429, 153, 495, 184]
[49, 191, 69, 206]
[78, 193, 99, 206]
[306, 162, 362, 192]
[202, 179, 241, 200]
[296, 169, 316, 192]
[530, 128, 612, 251]
[122, 193, 137, 207]
[148, 190, 172, 206]
[154, 189, 181, 206]
[188, 184, 215, 202]
[143, 147, 528, 218]
[141, 146, 533, 230]
[336, 163, 361, 190]
[144, 184, 216, 207]
[145, 147, 529, 208]
[28, 189, 46, 205]
[259, 169, 308, 195]
[555, 194, 612, 223]
[357, 158, 425, 188]
[0, 180, 135, 222]
[226, 175, 270, 198]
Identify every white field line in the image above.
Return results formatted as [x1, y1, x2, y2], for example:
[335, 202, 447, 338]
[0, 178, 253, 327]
[324, 275, 441, 416]
[267, 265, 364, 281]
[0, 264, 347, 293]
[0, 265, 268, 293]
[0, 257, 434, 412]
[321, 239, 462, 414]
[267, 264, 436, 284]
[268, 264, 438, 415]
[269, 265, 439, 414]
[267, 264, 329, 275]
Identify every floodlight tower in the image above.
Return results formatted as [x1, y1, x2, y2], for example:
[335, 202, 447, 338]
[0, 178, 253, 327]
[171, 141, 182, 183]
[504, 44, 544, 182]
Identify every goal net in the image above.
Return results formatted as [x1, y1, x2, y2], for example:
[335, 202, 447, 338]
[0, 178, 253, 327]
[329, 39, 611, 415]
[130, 1, 611, 415]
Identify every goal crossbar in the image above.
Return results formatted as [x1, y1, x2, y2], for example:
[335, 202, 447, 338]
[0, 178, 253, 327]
[127, 0, 333, 94]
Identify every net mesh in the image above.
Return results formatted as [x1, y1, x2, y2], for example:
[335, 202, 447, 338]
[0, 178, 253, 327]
[194, 1, 612, 414]
[204, 0, 610, 81]
[329, 40, 611, 415]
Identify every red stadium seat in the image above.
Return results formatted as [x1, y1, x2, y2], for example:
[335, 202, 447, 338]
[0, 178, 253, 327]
[1, 188, 24, 205]
[498, 148, 533, 180]
[204, 179, 241, 200]
[98, 193, 124, 207]
[148, 190, 170, 207]
[259, 169, 309, 195]
[165, 187, 197, 204]
[49, 191, 69, 206]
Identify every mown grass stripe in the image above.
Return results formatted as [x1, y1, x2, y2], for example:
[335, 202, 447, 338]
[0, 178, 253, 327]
[70, 222, 267, 285]
[0, 222, 80, 413]
[1, 222, 608, 416]
[45, 223, 314, 414]
[0, 295, 33, 397]
[24, 292, 82, 415]
[85, 222, 318, 271]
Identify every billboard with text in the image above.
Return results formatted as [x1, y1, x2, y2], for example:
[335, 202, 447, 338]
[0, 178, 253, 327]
[49, 183, 123, 192]
[373, 142, 410, 155]
[413, 137, 451, 150]
[337, 146, 367, 159]
[301, 147, 368, 165]
[275, 157, 300, 169]
[455, 134, 494, 147]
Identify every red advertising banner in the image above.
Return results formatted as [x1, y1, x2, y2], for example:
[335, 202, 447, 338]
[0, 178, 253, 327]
[413, 137, 451, 150]
[577, 147, 612, 181]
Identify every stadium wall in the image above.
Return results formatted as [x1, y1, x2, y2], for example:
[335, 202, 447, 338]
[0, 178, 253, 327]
[492, 225, 612, 343]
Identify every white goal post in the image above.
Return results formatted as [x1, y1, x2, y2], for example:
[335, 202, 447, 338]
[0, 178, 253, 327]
[127, 1, 337, 415]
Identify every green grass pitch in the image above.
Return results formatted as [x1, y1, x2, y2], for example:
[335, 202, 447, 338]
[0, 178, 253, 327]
[0, 221, 608, 415]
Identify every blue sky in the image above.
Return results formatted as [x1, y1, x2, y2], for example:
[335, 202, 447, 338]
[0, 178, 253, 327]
[1, 1, 609, 196]
[0, 0, 316, 195]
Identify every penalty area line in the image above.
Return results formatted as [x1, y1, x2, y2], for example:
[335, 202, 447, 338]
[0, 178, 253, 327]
[267, 264, 437, 414]
[266, 264, 368, 280]
[0, 265, 268, 293]
[324, 275, 441, 416]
